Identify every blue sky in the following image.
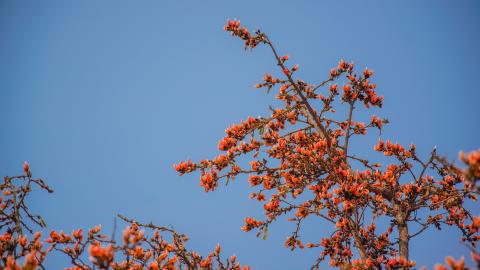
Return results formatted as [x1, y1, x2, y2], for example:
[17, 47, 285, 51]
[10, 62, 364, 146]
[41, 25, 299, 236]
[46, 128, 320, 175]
[1, 1, 479, 269]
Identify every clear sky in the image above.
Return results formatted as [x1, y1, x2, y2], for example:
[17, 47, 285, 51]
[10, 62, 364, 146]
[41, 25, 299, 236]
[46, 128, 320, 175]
[1, 1, 479, 269]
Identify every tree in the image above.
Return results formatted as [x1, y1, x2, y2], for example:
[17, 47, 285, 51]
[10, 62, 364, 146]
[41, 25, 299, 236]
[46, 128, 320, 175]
[0, 163, 249, 270]
[0, 20, 479, 270]
[175, 20, 480, 270]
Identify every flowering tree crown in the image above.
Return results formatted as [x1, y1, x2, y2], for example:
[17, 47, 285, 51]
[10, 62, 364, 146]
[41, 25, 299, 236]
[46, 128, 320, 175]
[175, 20, 480, 270]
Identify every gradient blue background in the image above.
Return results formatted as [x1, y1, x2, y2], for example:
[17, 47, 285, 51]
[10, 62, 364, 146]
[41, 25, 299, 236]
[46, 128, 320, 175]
[1, 1, 479, 268]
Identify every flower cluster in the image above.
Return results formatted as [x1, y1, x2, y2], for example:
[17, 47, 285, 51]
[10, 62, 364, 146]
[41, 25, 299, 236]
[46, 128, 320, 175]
[241, 217, 264, 232]
[173, 160, 196, 175]
[374, 139, 415, 159]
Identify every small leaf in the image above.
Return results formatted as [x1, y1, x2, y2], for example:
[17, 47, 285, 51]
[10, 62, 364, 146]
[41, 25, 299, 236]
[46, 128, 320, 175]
[262, 226, 269, 240]
[259, 126, 265, 135]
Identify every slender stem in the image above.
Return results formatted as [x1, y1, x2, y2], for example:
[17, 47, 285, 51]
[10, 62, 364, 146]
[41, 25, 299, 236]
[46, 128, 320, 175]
[343, 102, 355, 161]
[11, 182, 23, 236]
[264, 37, 332, 148]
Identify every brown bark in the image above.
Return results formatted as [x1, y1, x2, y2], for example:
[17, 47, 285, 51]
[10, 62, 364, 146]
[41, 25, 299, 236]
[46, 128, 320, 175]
[394, 203, 410, 269]
[353, 234, 368, 261]
[398, 221, 409, 260]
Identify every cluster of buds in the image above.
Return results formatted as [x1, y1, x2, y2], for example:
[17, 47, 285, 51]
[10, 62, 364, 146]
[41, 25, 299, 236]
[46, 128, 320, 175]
[224, 19, 264, 49]
[363, 68, 374, 78]
[371, 115, 384, 129]
[255, 73, 284, 91]
[330, 60, 354, 78]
